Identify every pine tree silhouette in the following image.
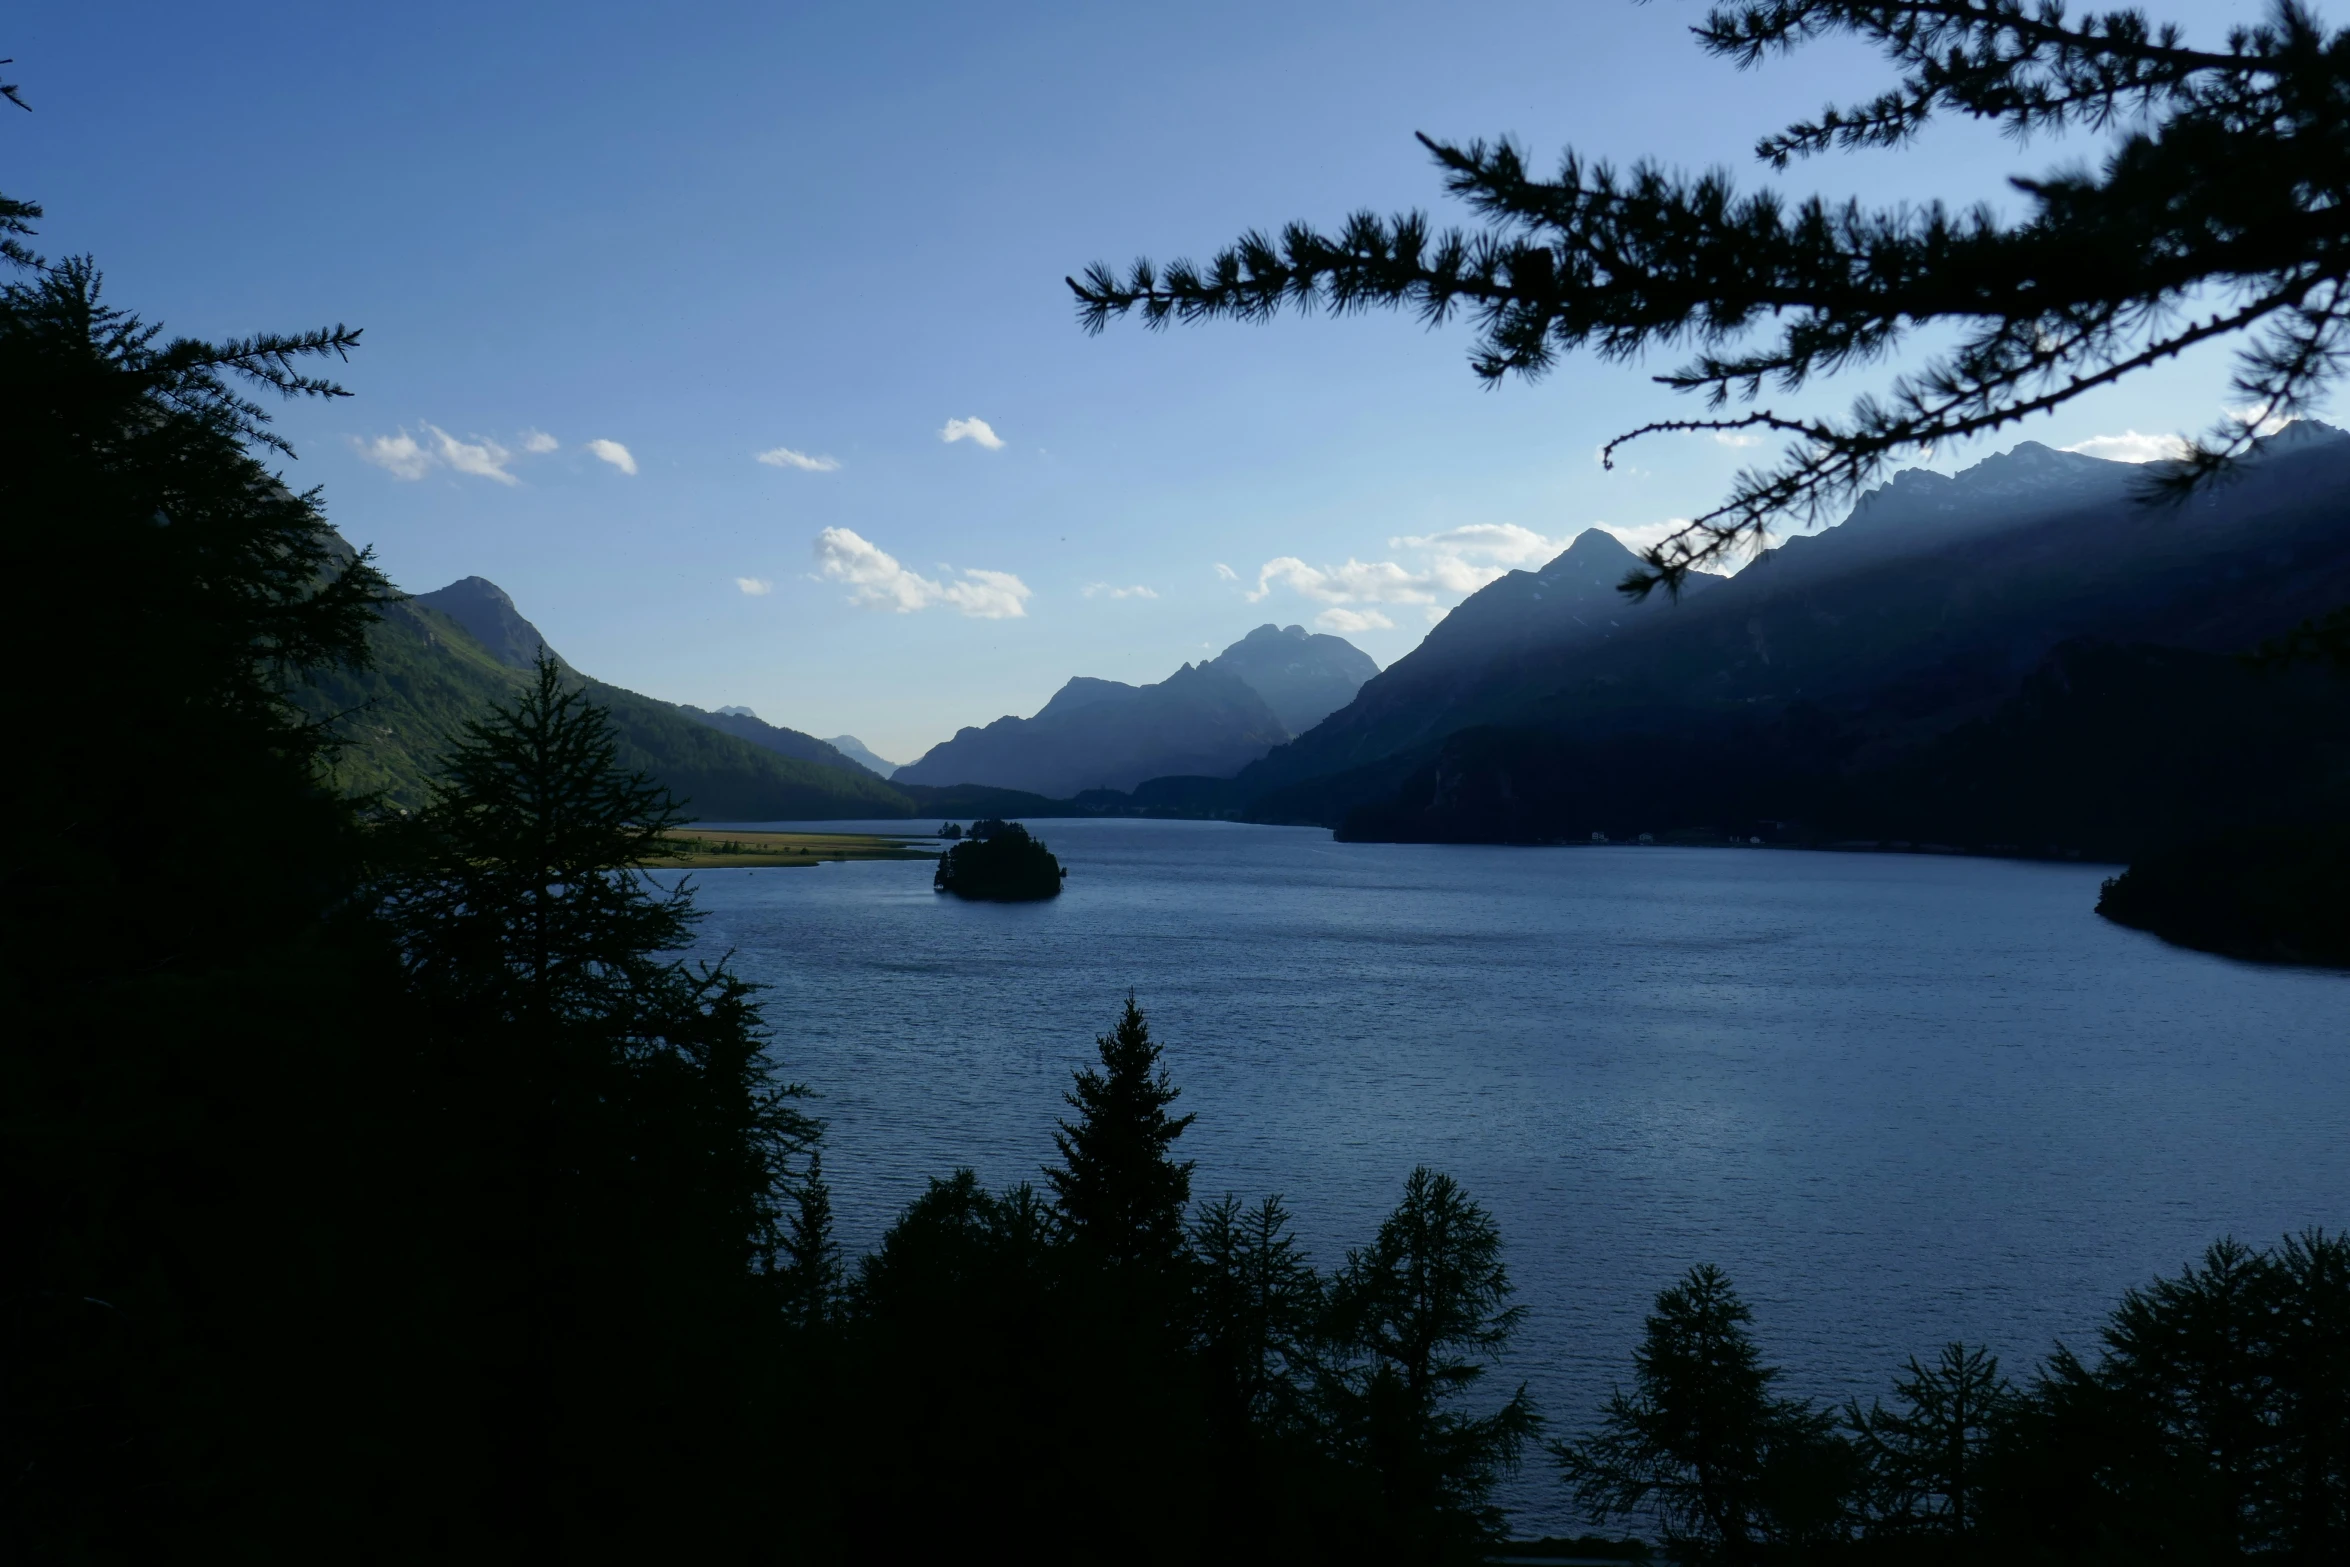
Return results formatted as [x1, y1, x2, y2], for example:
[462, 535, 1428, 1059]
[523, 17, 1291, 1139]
[1047, 994, 1196, 1270]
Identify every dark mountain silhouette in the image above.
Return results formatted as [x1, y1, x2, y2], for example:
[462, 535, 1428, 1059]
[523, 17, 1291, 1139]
[895, 661, 1289, 798]
[1233, 528, 1722, 797]
[894, 624, 1378, 797]
[1206, 623, 1380, 733]
[1228, 424, 2350, 854]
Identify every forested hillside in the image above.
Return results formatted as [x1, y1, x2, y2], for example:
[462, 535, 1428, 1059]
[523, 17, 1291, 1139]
[295, 553, 912, 820]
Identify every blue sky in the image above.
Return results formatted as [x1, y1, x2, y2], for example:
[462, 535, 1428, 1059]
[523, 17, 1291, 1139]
[11, 0, 2288, 760]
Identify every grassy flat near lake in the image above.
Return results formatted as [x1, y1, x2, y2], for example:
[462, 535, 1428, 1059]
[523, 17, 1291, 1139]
[657, 829, 940, 868]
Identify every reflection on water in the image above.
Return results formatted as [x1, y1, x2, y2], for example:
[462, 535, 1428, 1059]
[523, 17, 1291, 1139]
[674, 818, 2349, 1531]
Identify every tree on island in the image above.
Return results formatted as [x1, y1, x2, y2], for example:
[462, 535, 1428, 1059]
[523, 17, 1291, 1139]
[1072, 1, 2350, 593]
[934, 817, 1067, 899]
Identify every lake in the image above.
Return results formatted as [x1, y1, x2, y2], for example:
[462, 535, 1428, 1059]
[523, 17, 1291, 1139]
[675, 818, 2348, 1533]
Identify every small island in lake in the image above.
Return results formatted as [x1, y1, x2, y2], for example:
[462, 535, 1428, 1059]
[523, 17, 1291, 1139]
[934, 819, 1066, 900]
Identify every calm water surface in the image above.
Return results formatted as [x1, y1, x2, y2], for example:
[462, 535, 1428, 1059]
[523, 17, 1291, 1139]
[676, 818, 2347, 1531]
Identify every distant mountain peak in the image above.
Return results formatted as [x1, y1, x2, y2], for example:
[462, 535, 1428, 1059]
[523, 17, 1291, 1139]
[413, 576, 563, 670]
[1538, 528, 1639, 579]
[715, 704, 757, 718]
[2253, 417, 2350, 455]
[1035, 675, 1142, 722]
[1207, 621, 1379, 734]
[825, 734, 903, 779]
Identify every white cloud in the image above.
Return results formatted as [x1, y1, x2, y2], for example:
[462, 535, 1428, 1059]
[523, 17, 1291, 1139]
[813, 527, 1030, 619]
[585, 438, 637, 475]
[1213, 562, 1239, 582]
[757, 446, 841, 472]
[736, 577, 773, 596]
[940, 416, 1005, 450]
[354, 422, 578, 484]
[940, 568, 1032, 619]
[1316, 607, 1395, 633]
[1083, 583, 1159, 600]
[1711, 430, 1764, 448]
[354, 430, 432, 480]
[2227, 401, 2292, 437]
[1387, 523, 1565, 570]
[1242, 522, 1636, 623]
[426, 424, 519, 485]
[2062, 430, 2190, 464]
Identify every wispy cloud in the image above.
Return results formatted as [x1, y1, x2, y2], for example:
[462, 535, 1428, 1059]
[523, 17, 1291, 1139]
[431, 426, 520, 485]
[1711, 430, 1763, 448]
[1386, 523, 1565, 571]
[585, 438, 637, 475]
[757, 446, 841, 473]
[736, 577, 773, 596]
[1316, 607, 1395, 634]
[355, 430, 433, 480]
[1245, 525, 1577, 610]
[813, 528, 1030, 619]
[1213, 563, 1239, 582]
[2062, 430, 2190, 464]
[941, 416, 1004, 450]
[1083, 583, 1158, 600]
[352, 422, 540, 485]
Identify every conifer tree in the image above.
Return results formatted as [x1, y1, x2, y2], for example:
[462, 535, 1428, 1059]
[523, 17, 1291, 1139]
[1987, 1231, 2350, 1560]
[1047, 994, 1197, 1270]
[0, 195, 414, 1557]
[1073, 1, 2350, 591]
[1849, 1342, 2014, 1538]
[1557, 1265, 1855, 1563]
[378, 659, 814, 1556]
[780, 1149, 844, 1331]
[1193, 1194, 1326, 1440]
[1323, 1167, 1540, 1559]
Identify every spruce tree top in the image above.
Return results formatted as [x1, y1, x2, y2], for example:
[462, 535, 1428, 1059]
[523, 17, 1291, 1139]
[1047, 995, 1196, 1269]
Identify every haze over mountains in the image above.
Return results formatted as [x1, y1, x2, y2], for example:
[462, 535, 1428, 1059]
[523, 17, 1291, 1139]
[892, 624, 1378, 797]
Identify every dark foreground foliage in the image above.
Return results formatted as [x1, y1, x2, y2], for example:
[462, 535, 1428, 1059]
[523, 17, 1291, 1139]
[8, 185, 2345, 1567]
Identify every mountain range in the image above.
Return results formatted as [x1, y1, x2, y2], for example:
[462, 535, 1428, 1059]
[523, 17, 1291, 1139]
[892, 623, 1377, 797]
[1212, 424, 2350, 858]
[299, 552, 1014, 821]
[300, 422, 2350, 858]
